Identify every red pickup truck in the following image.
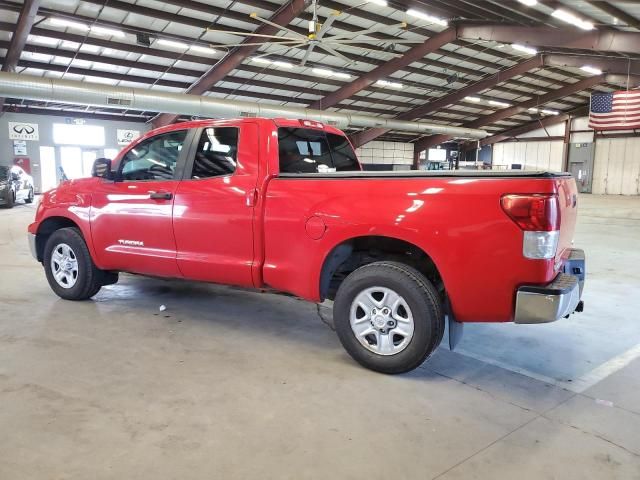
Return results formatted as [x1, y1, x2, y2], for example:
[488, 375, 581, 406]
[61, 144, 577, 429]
[28, 118, 585, 373]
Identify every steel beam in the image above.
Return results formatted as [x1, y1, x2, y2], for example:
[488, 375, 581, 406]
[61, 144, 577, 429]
[349, 56, 544, 147]
[309, 28, 457, 110]
[458, 24, 640, 54]
[585, 1, 640, 30]
[479, 107, 589, 146]
[415, 74, 606, 151]
[153, 0, 307, 127]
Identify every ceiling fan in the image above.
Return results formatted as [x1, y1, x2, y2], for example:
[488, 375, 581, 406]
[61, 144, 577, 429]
[205, 0, 423, 67]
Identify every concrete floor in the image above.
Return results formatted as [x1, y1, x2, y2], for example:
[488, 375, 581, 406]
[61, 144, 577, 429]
[1, 194, 639, 479]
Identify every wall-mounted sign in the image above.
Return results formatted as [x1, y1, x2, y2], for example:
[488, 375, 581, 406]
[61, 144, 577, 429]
[9, 122, 39, 141]
[13, 140, 27, 156]
[117, 129, 141, 145]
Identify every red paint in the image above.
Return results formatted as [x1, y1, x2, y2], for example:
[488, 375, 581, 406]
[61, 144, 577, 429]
[29, 118, 580, 323]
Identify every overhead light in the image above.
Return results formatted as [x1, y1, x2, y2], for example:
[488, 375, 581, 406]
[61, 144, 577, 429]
[406, 9, 448, 27]
[273, 60, 293, 68]
[157, 39, 189, 49]
[367, 0, 388, 6]
[517, 0, 537, 6]
[465, 96, 481, 102]
[90, 26, 125, 37]
[252, 57, 272, 65]
[581, 65, 602, 75]
[49, 18, 89, 31]
[312, 68, 351, 79]
[189, 45, 216, 54]
[528, 107, 539, 113]
[551, 9, 594, 30]
[511, 43, 538, 55]
[489, 100, 511, 107]
[375, 79, 403, 89]
[541, 109, 559, 115]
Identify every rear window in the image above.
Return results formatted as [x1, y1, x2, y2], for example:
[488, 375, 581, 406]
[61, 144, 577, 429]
[278, 128, 359, 174]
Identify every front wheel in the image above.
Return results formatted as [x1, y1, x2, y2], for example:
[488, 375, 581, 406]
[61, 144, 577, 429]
[333, 261, 444, 374]
[25, 187, 34, 204]
[43, 227, 105, 300]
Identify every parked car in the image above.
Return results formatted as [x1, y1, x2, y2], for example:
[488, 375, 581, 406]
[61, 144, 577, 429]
[0, 165, 34, 208]
[27, 118, 585, 373]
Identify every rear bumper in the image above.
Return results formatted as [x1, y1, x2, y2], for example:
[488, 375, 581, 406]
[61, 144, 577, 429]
[514, 249, 585, 324]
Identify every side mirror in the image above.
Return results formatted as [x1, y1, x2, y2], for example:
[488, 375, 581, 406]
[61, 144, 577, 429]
[92, 158, 113, 180]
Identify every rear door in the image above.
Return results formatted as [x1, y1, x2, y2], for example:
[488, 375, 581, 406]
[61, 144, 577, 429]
[172, 122, 259, 287]
[90, 129, 193, 277]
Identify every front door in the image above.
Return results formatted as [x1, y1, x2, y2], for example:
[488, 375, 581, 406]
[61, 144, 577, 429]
[172, 123, 259, 287]
[90, 129, 192, 277]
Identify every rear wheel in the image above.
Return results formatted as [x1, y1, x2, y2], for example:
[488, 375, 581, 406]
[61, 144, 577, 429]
[333, 261, 444, 374]
[43, 227, 106, 300]
[2, 189, 15, 209]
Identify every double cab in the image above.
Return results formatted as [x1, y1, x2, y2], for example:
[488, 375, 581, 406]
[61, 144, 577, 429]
[28, 118, 585, 373]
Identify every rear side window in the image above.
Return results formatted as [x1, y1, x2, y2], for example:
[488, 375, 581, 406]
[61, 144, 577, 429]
[278, 128, 359, 174]
[191, 127, 239, 179]
[120, 130, 187, 181]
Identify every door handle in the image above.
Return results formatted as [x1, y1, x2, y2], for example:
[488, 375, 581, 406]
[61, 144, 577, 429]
[149, 191, 173, 200]
[245, 188, 258, 207]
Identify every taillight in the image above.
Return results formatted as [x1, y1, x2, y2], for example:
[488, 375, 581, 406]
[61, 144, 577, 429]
[501, 194, 560, 260]
[501, 194, 560, 231]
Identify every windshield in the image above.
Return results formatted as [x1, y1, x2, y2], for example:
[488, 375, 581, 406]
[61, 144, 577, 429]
[278, 127, 360, 174]
[0, 166, 8, 181]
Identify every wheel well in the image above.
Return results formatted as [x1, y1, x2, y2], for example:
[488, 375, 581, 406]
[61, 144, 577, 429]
[34, 217, 80, 262]
[320, 236, 445, 301]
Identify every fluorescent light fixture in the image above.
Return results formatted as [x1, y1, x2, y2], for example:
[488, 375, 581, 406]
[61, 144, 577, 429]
[252, 57, 272, 64]
[375, 79, 403, 89]
[273, 60, 293, 68]
[251, 57, 294, 69]
[157, 39, 189, 49]
[312, 68, 351, 79]
[581, 65, 602, 75]
[489, 100, 511, 107]
[189, 45, 216, 54]
[49, 18, 89, 31]
[90, 26, 125, 37]
[511, 43, 537, 55]
[541, 109, 559, 115]
[517, 0, 537, 6]
[551, 9, 594, 30]
[528, 107, 539, 113]
[368, 0, 388, 6]
[465, 96, 481, 102]
[406, 9, 448, 27]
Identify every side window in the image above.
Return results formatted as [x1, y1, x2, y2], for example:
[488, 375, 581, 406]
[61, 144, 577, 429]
[190, 127, 238, 179]
[326, 133, 359, 171]
[119, 130, 187, 181]
[278, 128, 360, 173]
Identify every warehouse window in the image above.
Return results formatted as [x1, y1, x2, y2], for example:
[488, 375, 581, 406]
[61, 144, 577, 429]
[278, 128, 360, 174]
[190, 127, 238, 179]
[53, 124, 105, 147]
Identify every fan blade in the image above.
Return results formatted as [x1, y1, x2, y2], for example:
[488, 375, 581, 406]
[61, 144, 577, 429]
[208, 40, 305, 48]
[326, 22, 407, 41]
[253, 42, 308, 59]
[205, 28, 301, 41]
[316, 12, 339, 40]
[324, 39, 425, 44]
[299, 43, 317, 66]
[316, 44, 353, 65]
[249, 13, 308, 39]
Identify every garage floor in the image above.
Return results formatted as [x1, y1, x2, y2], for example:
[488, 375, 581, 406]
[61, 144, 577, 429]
[1, 195, 639, 479]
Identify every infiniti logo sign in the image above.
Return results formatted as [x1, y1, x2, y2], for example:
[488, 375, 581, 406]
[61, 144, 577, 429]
[12, 124, 35, 135]
[8, 122, 39, 141]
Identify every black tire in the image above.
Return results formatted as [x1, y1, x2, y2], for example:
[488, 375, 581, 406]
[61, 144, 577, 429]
[333, 261, 444, 374]
[2, 189, 15, 209]
[43, 227, 104, 300]
[25, 187, 34, 204]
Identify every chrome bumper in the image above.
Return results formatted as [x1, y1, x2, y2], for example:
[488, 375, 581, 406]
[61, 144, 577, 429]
[514, 249, 585, 324]
[28, 233, 38, 260]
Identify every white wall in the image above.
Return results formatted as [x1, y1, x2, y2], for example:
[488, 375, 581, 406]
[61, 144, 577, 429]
[593, 137, 640, 195]
[493, 141, 564, 171]
[355, 141, 413, 168]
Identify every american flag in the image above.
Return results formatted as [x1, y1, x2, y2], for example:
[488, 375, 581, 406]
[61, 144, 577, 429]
[589, 90, 640, 130]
